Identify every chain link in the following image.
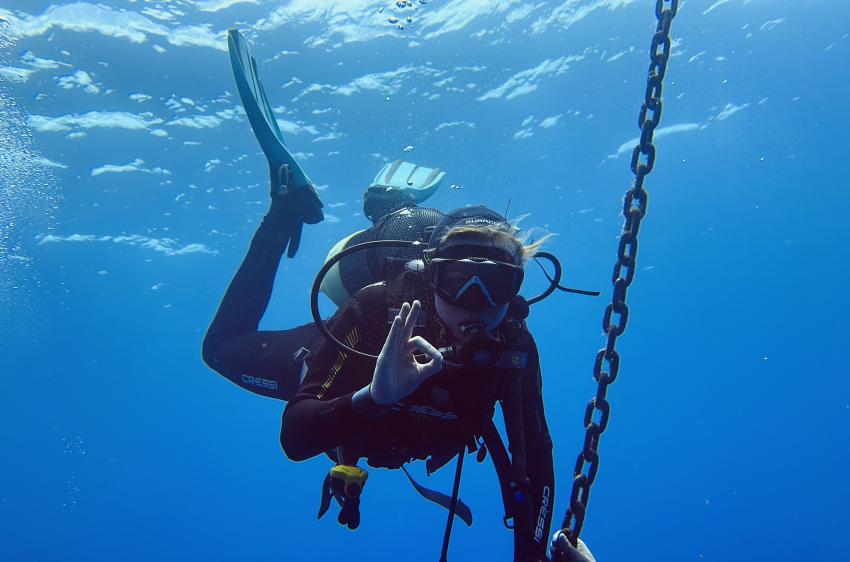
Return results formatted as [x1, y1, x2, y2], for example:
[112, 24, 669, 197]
[557, 0, 679, 549]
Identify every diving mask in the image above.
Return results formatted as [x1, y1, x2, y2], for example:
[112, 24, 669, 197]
[427, 256, 524, 311]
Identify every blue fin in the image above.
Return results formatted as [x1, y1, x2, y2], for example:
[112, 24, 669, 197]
[363, 160, 446, 221]
[370, 160, 445, 204]
[227, 29, 312, 190]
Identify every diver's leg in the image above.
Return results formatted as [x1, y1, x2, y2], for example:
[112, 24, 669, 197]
[202, 193, 320, 400]
[204, 31, 328, 399]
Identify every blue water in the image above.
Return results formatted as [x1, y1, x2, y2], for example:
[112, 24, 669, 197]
[1, 1, 847, 561]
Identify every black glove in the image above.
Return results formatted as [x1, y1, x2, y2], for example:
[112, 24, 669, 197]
[267, 162, 324, 258]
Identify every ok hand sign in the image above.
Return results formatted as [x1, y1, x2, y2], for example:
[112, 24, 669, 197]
[369, 300, 444, 406]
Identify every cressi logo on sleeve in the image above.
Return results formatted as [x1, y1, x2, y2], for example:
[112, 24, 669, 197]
[534, 485, 551, 542]
[241, 374, 278, 391]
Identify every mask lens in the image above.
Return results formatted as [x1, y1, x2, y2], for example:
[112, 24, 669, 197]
[431, 259, 522, 310]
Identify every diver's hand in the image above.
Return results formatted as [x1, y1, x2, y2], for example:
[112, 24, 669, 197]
[267, 162, 324, 258]
[370, 300, 443, 406]
[550, 533, 596, 562]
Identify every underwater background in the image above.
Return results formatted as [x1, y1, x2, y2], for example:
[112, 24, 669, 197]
[1, 1, 848, 561]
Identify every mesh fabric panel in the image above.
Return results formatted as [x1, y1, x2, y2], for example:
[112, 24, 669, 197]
[338, 206, 444, 298]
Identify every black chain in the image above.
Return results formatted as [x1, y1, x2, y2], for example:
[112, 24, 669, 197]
[557, 0, 679, 548]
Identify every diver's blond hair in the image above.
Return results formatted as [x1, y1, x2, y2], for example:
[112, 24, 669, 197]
[439, 223, 553, 265]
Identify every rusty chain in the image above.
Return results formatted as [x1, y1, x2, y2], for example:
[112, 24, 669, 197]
[555, 0, 679, 552]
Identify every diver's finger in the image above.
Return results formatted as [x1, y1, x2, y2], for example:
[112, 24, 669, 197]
[551, 534, 596, 562]
[383, 313, 403, 350]
[575, 539, 596, 562]
[408, 335, 441, 360]
[402, 300, 420, 340]
[397, 301, 411, 324]
[394, 302, 411, 343]
[408, 336, 443, 379]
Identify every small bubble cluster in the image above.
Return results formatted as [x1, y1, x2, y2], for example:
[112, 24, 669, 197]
[383, 0, 429, 31]
[0, 28, 59, 325]
[62, 435, 87, 456]
[61, 476, 80, 508]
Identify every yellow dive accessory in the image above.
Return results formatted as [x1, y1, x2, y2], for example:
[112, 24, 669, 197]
[318, 465, 368, 530]
[330, 465, 368, 498]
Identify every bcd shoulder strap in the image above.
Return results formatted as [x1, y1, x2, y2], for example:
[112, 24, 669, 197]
[482, 419, 520, 529]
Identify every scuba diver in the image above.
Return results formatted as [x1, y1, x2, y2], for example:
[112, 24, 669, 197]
[283, 205, 556, 561]
[202, 29, 597, 562]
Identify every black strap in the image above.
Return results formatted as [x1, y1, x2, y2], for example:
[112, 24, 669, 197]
[483, 420, 517, 527]
[400, 466, 473, 526]
[439, 447, 466, 562]
[501, 375, 528, 485]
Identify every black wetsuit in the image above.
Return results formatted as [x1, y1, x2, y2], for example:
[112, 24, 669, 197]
[203, 207, 555, 561]
[281, 280, 555, 562]
[202, 210, 321, 400]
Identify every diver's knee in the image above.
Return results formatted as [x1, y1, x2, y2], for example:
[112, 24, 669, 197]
[200, 334, 223, 371]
